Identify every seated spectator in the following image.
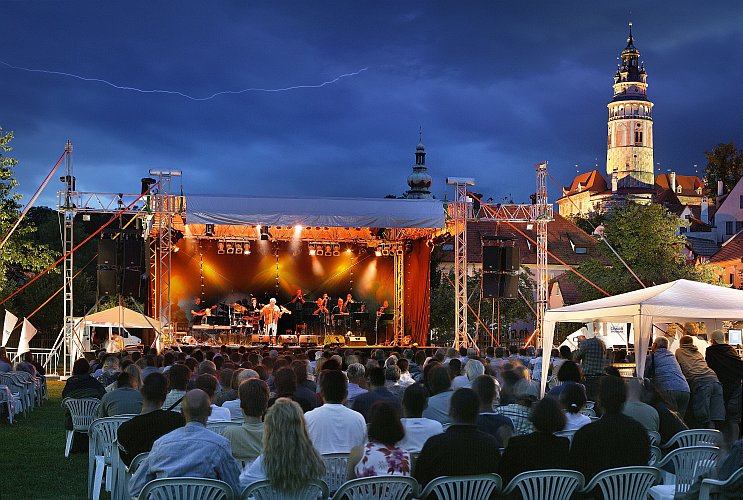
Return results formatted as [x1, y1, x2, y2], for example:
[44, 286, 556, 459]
[499, 396, 570, 484]
[239, 398, 326, 492]
[105, 363, 142, 393]
[494, 379, 538, 436]
[62, 358, 106, 453]
[472, 375, 513, 448]
[352, 366, 402, 421]
[559, 381, 591, 430]
[129, 389, 241, 497]
[117, 373, 185, 465]
[422, 366, 454, 428]
[98, 370, 144, 417]
[675, 436, 743, 500]
[414, 388, 500, 490]
[292, 361, 319, 407]
[267, 367, 314, 413]
[346, 363, 368, 407]
[644, 336, 690, 416]
[213, 368, 236, 406]
[22, 351, 45, 377]
[676, 335, 725, 429]
[570, 375, 649, 481]
[140, 355, 159, 380]
[304, 369, 367, 454]
[384, 364, 406, 399]
[705, 329, 743, 445]
[499, 363, 530, 405]
[96, 355, 120, 387]
[642, 379, 687, 444]
[397, 383, 444, 453]
[194, 374, 231, 422]
[349, 401, 411, 478]
[622, 378, 660, 432]
[448, 358, 465, 387]
[162, 363, 190, 412]
[0, 347, 13, 372]
[223, 369, 259, 419]
[397, 358, 415, 387]
[223, 379, 269, 463]
[453, 358, 485, 391]
[547, 360, 585, 398]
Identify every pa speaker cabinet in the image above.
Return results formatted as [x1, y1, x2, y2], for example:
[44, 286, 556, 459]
[299, 335, 319, 346]
[347, 336, 367, 347]
[323, 334, 346, 346]
[483, 273, 519, 299]
[251, 334, 272, 345]
[279, 334, 298, 346]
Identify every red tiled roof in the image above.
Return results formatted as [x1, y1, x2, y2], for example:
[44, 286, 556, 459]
[562, 170, 608, 197]
[710, 231, 743, 264]
[549, 272, 581, 305]
[655, 173, 707, 197]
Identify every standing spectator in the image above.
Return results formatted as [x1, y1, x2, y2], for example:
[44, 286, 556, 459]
[194, 374, 231, 422]
[472, 375, 513, 448]
[349, 401, 411, 478]
[117, 373, 185, 465]
[0, 347, 13, 372]
[239, 398, 326, 492]
[162, 364, 190, 412]
[559, 381, 591, 431]
[414, 389, 501, 489]
[397, 383, 444, 453]
[352, 366, 402, 421]
[622, 378, 660, 432]
[98, 371, 144, 417]
[575, 335, 607, 401]
[129, 389, 241, 497]
[304, 369, 367, 454]
[62, 358, 106, 453]
[705, 329, 743, 444]
[498, 396, 570, 484]
[494, 380, 538, 436]
[644, 336, 690, 415]
[675, 335, 725, 429]
[223, 379, 269, 463]
[422, 366, 454, 428]
[570, 375, 649, 481]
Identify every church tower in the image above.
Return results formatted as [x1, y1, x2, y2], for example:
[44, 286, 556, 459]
[606, 23, 654, 189]
[404, 130, 433, 199]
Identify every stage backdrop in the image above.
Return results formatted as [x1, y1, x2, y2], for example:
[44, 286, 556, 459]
[169, 238, 395, 340]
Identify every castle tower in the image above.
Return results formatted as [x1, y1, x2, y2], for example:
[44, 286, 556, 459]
[606, 22, 654, 189]
[404, 130, 433, 199]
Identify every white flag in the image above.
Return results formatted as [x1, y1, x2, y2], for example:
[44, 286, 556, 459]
[18, 318, 37, 355]
[2, 310, 18, 347]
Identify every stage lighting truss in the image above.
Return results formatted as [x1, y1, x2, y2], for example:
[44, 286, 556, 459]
[375, 243, 403, 257]
[308, 241, 344, 257]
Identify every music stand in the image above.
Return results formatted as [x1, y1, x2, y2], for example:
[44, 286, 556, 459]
[375, 313, 394, 345]
[352, 311, 369, 336]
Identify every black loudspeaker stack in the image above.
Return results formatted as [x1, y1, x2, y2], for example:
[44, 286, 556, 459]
[97, 232, 145, 299]
[481, 236, 520, 299]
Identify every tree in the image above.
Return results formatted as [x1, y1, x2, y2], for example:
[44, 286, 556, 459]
[704, 142, 743, 195]
[571, 202, 724, 301]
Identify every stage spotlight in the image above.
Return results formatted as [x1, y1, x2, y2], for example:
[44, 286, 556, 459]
[382, 246, 390, 256]
[235, 242, 243, 254]
[332, 244, 340, 256]
[325, 244, 332, 256]
[226, 242, 235, 254]
[309, 243, 316, 256]
[260, 226, 270, 241]
[294, 224, 302, 231]
[217, 241, 225, 255]
[316, 245, 324, 256]
[375, 248, 382, 257]
[346, 248, 352, 254]
[395, 247, 404, 256]
[244, 242, 251, 255]
[205, 224, 214, 237]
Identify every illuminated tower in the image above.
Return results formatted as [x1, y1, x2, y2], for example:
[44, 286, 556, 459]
[606, 22, 654, 189]
[404, 130, 434, 199]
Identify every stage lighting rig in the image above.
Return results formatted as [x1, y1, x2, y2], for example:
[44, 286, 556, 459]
[260, 226, 271, 240]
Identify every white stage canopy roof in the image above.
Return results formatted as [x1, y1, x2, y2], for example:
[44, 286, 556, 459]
[185, 194, 446, 229]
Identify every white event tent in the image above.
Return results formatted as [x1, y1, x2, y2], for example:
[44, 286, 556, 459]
[540, 279, 743, 395]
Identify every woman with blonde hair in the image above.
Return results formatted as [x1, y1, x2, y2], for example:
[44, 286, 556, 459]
[239, 398, 325, 492]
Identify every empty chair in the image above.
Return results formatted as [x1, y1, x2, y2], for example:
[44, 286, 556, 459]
[699, 466, 743, 500]
[660, 429, 721, 449]
[332, 476, 419, 500]
[62, 398, 101, 458]
[501, 469, 584, 500]
[138, 477, 234, 500]
[648, 445, 719, 499]
[88, 416, 134, 500]
[320, 453, 350, 494]
[580, 466, 661, 500]
[241, 479, 328, 500]
[419, 474, 502, 500]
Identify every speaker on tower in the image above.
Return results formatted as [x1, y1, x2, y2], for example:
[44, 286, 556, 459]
[501, 246, 520, 272]
[97, 269, 117, 296]
[98, 239, 117, 267]
[483, 273, 519, 299]
[482, 246, 501, 272]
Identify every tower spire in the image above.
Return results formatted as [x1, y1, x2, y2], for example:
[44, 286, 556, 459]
[404, 131, 433, 199]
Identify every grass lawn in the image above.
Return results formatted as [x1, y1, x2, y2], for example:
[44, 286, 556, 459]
[0, 380, 88, 499]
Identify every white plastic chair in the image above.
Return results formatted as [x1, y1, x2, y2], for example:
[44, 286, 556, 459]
[0, 374, 27, 417]
[332, 476, 419, 500]
[0, 384, 20, 423]
[321, 453, 350, 494]
[647, 430, 661, 447]
[580, 407, 596, 418]
[88, 415, 134, 500]
[62, 398, 101, 458]
[554, 429, 577, 445]
[501, 469, 584, 500]
[419, 474, 502, 500]
[120, 450, 150, 498]
[648, 445, 719, 499]
[579, 466, 661, 500]
[660, 429, 721, 449]
[699, 466, 743, 500]
[241, 478, 328, 499]
[648, 446, 662, 466]
[138, 477, 234, 500]
[206, 420, 242, 435]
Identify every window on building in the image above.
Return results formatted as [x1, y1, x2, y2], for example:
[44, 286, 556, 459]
[677, 185, 683, 194]
[740, 195, 743, 209]
[730, 274, 735, 285]
[634, 131, 643, 145]
[726, 221, 734, 235]
[737, 221, 743, 232]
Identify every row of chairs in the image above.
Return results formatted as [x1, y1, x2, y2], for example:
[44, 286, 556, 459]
[0, 371, 46, 422]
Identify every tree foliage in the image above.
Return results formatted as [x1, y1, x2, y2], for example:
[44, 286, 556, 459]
[571, 202, 724, 301]
[705, 142, 743, 195]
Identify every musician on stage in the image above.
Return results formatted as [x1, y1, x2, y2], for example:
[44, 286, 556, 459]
[377, 300, 390, 316]
[190, 297, 214, 325]
[344, 293, 356, 308]
[312, 297, 329, 335]
[290, 289, 305, 304]
[332, 297, 349, 332]
[248, 297, 261, 313]
[261, 298, 284, 343]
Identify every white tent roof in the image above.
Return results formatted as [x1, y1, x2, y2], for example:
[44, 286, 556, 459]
[185, 194, 446, 229]
[544, 279, 743, 323]
[76, 306, 160, 330]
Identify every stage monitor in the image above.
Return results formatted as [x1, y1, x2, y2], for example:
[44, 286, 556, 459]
[729, 329, 742, 346]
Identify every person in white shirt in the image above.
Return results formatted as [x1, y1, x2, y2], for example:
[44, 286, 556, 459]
[304, 369, 367, 454]
[195, 374, 231, 422]
[397, 383, 443, 452]
[559, 381, 592, 431]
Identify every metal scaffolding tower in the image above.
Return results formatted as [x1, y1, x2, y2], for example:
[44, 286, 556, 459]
[61, 141, 76, 376]
[446, 177, 475, 349]
[534, 162, 550, 347]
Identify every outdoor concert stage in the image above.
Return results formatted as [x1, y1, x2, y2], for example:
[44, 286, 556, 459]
[154, 194, 445, 347]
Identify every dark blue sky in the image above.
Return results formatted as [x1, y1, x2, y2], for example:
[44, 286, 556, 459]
[2, 1, 741, 207]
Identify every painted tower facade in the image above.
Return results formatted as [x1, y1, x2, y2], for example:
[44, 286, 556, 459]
[606, 23, 654, 189]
